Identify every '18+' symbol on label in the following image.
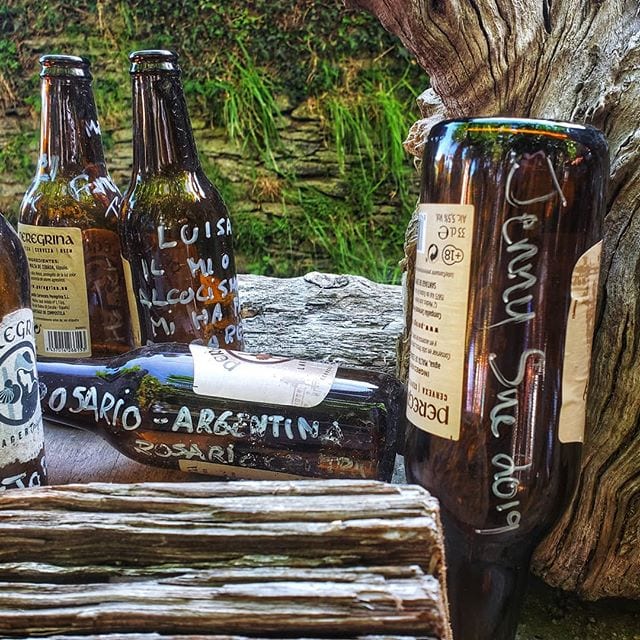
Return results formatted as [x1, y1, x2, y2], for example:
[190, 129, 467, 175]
[442, 245, 465, 265]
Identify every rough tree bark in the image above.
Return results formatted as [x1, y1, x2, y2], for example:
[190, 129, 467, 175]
[344, 0, 640, 600]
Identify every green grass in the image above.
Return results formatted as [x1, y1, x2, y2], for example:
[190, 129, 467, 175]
[321, 67, 418, 210]
[186, 46, 282, 168]
[1, 0, 422, 284]
[216, 57, 417, 283]
[295, 187, 406, 283]
[0, 130, 37, 182]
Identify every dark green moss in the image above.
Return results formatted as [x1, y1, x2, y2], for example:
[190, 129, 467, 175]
[135, 373, 163, 410]
[95, 365, 141, 380]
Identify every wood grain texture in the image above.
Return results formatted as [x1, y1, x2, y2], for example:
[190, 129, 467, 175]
[44, 423, 204, 485]
[0, 481, 450, 640]
[344, 0, 640, 600]
[239, 271, 404, 373]
[17, 633, 437, 640]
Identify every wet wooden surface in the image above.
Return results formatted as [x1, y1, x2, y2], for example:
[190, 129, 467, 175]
[44, 421, 205, 485]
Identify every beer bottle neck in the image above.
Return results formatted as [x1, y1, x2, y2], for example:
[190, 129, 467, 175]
[131, 72, 200, 177]
[38, 76, 106, 177]
[38, 359, 114, 435]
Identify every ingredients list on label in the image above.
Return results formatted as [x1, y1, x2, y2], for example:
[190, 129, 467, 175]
[406, 203, 475, 440]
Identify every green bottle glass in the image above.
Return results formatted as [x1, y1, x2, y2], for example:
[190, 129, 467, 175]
[404, 117, 608, 640]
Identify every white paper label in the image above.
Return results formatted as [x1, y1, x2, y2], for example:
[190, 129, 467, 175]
[0, 309, 45, 465]
[190, 345, 338, 408]
[406, 203, 475, 440]
[558, 241, 602, 443]
[19, 223, 91, 357]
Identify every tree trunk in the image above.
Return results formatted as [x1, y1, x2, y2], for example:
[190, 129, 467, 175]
[344, 0, 640, 600]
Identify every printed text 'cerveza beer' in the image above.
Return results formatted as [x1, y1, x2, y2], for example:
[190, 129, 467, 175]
[404, 117, 608, 640]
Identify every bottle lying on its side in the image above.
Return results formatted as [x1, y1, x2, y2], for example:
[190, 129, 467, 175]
[37, 343, 402, 481]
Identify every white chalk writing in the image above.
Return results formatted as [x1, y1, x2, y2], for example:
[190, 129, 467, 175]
[47, 385, 142, 430]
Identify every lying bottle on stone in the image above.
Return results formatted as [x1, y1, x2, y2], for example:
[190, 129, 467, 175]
[37, 343, 402, 481]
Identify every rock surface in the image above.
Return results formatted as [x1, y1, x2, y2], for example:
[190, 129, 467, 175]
[240, 271, 404, 372]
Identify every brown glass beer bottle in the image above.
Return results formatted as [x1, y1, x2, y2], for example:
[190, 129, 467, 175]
[404, 118, 608, 640]
[19, 55, 132, 358]
[0, 212, 46, 491]
[37, 343, 400, 481]
[120, 50, 242, 349]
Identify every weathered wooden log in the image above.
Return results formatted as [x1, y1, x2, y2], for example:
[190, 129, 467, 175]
[0, 480, 449, 640]
[16, 633, 436, 640]
[0, 569, 443, 637]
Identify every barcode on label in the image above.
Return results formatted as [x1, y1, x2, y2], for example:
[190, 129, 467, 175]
[44, 329, 89, 354]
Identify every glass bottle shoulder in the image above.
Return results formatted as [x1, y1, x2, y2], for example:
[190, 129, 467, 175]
[121, 168, 228, 222]
[20, 168, 121, 230]
[0, 216, 30, 312]
[426, 117, 608, 166]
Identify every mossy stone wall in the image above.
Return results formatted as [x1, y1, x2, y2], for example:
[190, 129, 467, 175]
[0, 2, 422, 282]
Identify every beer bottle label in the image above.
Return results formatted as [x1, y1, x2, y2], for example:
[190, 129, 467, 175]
[190, 344, 338, 408]
[558, 241, 602, 443]
[177, 460, 309, 480]
[0, 308, 45, 482]
[406, 203, 475, 440]
[18, 223, 91, 357]
[122, 256, 142, 348]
